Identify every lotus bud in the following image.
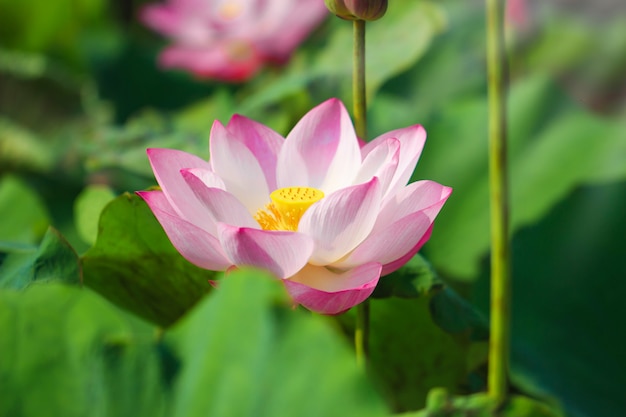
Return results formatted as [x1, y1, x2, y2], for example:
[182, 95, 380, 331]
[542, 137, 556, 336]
[324, 0, 388, 21]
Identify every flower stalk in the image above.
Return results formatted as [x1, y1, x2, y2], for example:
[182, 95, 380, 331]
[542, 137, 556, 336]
[355, 297, 369, 369]
[486, 0, 510, 406]
[352, 18, 369, 369]
[353, 19, 367, 139]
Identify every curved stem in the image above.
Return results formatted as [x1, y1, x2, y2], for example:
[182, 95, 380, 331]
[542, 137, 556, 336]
[352, 18, 369, 369]
[486, 0, 510, 406]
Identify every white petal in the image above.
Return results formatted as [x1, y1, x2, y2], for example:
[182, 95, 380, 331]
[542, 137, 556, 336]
[353, 137, 400, 196]
[277, 99, 361, 193]
[181, 169, 258, 231]
[299, 178, 382, 265]
[210, 120, 270, 213]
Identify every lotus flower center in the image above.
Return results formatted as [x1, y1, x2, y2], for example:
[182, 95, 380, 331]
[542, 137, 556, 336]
[218, 2, 244, 20]
[255, 187, 324, 231]
[227, 41, 254, 62]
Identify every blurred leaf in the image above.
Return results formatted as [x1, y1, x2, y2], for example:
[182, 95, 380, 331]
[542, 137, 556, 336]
[523, 12, 626, 109]
[512, 108, 626, 220]
[81, 192, 216, 327]
[369, 2, 486, 129]
[429, 287, 488, 341]
[0, 175, 49, 244]
[0, 50, 102, 177]
[347, 295, 488, 412]
[0, 227, 80, 289]
[93, 40, 217, 122]
[366, 4, 626, 281]
[74, 184, 116, 246]
[0, 50, 86, 131]
[354, 255, 488, 410]
[0, 0, 107, 65]
[315, 0, 446, 101]
[166, 268, 388, 417]
[371, 254, 488, 341]
[372, 254, 442, 299]
[83, 110, 206, 178]
[0, 241, 36, 253]
[0, 283, 167, 417]
[0, 48, 48, 77]
[0, 117, 55, 172]
[526, 17, 594, 75]
[0, 270, 389, 417]
[502, 395, 564, 417]
[418, 75, 626, 280]
[237, 71, 312, 117]
[173, 88, 236, 133]
[473, 180, 626, 417]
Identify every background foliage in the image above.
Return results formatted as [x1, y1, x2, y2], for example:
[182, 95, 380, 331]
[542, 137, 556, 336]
[1, 0, 625, 416]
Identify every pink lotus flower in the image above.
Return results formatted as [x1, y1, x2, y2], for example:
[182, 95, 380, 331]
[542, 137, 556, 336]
[137, 99, 451, 314]
[140, 0, 328, 82]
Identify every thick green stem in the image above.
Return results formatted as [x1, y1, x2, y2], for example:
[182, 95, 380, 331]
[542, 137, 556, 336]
[486, 0, 510, 406]
[353, 19, 367, 139]
[352, 18, 369, 369]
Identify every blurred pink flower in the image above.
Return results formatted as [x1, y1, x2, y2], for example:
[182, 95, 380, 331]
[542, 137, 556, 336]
[138, 99, 451, 314]
[506, 0, 529, 30]
[140, 0, 328, 82]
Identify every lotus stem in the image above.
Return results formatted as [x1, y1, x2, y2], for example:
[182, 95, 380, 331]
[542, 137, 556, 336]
[355, 297, 369, 369]
[353, 18, 369, 369]
[353, 19, 367, 140]
[486, 0, 510, 405]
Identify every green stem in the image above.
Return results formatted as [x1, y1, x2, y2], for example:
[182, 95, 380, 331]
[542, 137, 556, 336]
[353, 19, 367, 139]
[355, 300, 369, 369]
[352, 18, 369, 369]
[486, 0, 510, 406]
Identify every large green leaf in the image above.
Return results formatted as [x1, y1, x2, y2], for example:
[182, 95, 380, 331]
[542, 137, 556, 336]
[0, 226, 80, 289]
[1, 271, 389, 417]
[372, 254, 442, 299]
[414, 75, 626, 280]
[333, 256, 489, 413]
[371, 254, 488, 343]
[473, 180, 626, 417]
[166, 268, 388, 417]
[0, 284, 167, 417]
[81, 192, 216, 327]
[429, 287, 488, 340]
[340, 295, 488, 412]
